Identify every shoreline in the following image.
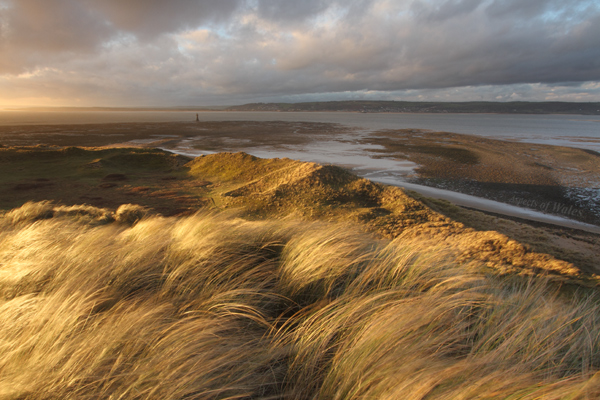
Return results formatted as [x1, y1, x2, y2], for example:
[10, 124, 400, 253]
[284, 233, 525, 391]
[151, 142, 600, 234]
[372, 177, 600, 234]
[152, 141, 600, 234]
[1, 119, 598, 232]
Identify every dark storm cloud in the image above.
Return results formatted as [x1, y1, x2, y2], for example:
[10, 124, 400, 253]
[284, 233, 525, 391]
[253, 0, 373, 23]
[4, 0, 111, 51]
[84, 0, 241, 39]
[228, 0, 600, 94]
[0, 0, 242, 72]
[0, 0, 599, 105]
[254, 0, 331, 22]
[0, 0, 112, 73]
[411, 0, 485, 22]
[485, 0, 565, 19]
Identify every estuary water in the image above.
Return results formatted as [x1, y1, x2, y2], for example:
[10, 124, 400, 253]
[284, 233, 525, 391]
[1, 110, 599, 151]
[2, 109, 599, 231]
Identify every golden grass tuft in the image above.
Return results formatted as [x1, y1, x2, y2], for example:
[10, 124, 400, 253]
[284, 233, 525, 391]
[1, 202, 599, 399]
[115, 203, 152, 225]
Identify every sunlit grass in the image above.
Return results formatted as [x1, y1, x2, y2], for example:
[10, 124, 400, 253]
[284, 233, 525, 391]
[0, 202, 599, 399]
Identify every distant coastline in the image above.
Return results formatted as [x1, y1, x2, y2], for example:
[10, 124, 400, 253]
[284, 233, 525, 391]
[225, 100, 600, 115]
[6, 100, 600, 115]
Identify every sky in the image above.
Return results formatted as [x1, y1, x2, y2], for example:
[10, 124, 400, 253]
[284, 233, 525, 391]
[0, 0, 599, 107]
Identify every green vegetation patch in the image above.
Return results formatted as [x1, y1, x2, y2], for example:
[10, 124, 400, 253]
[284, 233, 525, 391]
[0, 146, 195, 214]
[382, 142, 480, 165]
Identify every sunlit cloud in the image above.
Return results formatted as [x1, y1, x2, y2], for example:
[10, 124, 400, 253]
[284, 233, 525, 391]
[0, 0, 598, 106]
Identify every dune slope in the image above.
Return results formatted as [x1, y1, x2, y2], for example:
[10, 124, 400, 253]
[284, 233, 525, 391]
[1, 204, 600, 399]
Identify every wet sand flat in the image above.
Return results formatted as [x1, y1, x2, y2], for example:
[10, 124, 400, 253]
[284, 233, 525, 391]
[362, 129, 600, 225]
[1, 120, 598, 228]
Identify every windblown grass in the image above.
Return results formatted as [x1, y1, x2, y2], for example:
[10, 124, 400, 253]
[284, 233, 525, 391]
[2, 148, 594, 276]
[1, 202, 599, 399]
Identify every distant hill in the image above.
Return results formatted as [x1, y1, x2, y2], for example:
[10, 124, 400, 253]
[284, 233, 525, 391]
[226, 100, 600, 115]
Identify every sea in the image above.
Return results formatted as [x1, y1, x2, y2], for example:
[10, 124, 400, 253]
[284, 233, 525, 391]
[0, 110, 599, 151]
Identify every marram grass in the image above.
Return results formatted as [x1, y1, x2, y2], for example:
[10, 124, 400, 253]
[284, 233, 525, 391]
[0, 202, 599, 399]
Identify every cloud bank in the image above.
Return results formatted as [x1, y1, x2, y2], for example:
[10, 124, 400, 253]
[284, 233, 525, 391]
[0, 0, 598, 106]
